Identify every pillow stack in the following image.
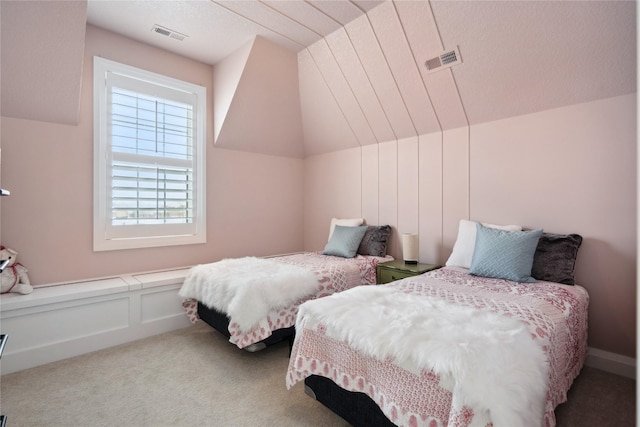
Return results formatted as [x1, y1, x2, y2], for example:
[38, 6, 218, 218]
[323, 218, 392, 258]
[446, 219, 582, 284]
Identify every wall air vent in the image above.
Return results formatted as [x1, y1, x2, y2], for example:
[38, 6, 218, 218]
[425, 47, 462, 73]
[152, 24, 188, 41]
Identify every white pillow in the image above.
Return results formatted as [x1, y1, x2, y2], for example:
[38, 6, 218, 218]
[445, 219, 522, 269]
[328, 218, 364, 242]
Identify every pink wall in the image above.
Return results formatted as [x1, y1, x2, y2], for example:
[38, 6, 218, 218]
[214, 36, 304, 158]
[470, 95, 636, 358]
[303, 93, 637, 358]
[303, 148, 363, 250]
[0, 25, 304, 285]
[0, 8, 634, 361]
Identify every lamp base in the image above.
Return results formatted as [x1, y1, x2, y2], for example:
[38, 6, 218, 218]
[404, 260, 418, 265]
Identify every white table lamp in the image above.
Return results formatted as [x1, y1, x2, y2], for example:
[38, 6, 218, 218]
[402, 233, 419, 265]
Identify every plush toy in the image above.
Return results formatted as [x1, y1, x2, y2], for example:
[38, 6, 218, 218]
[0, 247, 32, 294]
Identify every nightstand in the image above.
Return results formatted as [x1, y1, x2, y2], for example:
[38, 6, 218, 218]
[376, 260, 439, 284]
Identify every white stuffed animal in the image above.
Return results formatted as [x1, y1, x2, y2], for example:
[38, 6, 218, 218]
[0, 247, 32, 294]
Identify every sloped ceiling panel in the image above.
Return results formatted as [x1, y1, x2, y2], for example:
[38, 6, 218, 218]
[1, 0, 86, 125]
[351, 0, 386, 14]
[297, 1, 636, 155]
[297, 0, 470, 151]
[88, 0, 304, 64]
[310, 0, 379, 26]
[87, 0, 383, 65]
[432, 0, 637, 126]
[262, 0, 343, 36]
[307, 40, 377, 147]
[325, 28, 395, 144]
[298, 49, 359, 156]
[395, 0, 468, 131]
[367, 1, 440, 136]
[213, 39, 253, 143]
[214, 36, 304, 158]
[344, 14, 415, 140]
[215, 1, 317, 48]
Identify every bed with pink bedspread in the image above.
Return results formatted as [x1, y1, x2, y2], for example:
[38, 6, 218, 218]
[287, 266, 589, 427]
[180, 251, 391, 350]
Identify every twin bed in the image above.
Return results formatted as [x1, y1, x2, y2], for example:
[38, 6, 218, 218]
[179, 221, 392, 350]
[180, 218, 588, 427]
[287, 221, 587, 427]
[288, 266, 588, 426]
[180, 251, 391, 350]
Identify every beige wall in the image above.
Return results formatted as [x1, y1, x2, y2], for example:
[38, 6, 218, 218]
[303, 93, 637, 358]
[0, 25, 305, 285]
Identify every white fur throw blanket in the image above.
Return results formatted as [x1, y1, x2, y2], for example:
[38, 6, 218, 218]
[179, 257, 319, 332]
[297, 285, 549, 427]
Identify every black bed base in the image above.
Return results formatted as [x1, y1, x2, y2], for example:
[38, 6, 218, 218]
[196, 302, 295, 352]
[304, 375, 397, 427]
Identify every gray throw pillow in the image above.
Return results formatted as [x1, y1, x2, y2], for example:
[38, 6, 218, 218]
[357, 225, 392, 257]
[531, 233, 583, 285]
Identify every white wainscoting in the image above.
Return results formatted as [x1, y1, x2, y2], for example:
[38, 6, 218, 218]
[0, 268, 192, 375]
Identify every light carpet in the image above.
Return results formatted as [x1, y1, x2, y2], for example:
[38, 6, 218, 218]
[0, 323, 635, 427]
[0, 323, 347, 427]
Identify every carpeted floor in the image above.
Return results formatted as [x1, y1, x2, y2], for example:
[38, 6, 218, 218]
[555, 362, 636, 426]
[0, 323, 635, 426]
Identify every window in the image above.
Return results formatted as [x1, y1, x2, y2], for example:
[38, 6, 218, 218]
[93, 57, 206, 251]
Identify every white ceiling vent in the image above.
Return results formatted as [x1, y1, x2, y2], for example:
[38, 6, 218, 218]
[152, 24, 188, 41]
[425, 47, 462, 73]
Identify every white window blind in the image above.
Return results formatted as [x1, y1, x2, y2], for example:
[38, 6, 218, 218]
[94, 57, 206, 251]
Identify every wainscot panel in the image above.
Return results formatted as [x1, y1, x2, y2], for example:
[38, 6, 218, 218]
[0, 268, 192, 374]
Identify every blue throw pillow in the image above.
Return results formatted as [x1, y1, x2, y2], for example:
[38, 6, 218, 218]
[323, 225, 368, 258]
[469, 223, 543, 283]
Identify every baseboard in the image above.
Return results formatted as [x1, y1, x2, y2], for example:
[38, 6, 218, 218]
[0, 268, 192, 375]
[585, 347, 636, 379]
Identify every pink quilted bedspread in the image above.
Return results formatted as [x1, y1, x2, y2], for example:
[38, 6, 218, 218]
[286, 266, 589, 427]
[182, 252, 390, 349]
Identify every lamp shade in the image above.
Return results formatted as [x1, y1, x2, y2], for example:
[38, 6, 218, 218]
[402, 233, 419, 264]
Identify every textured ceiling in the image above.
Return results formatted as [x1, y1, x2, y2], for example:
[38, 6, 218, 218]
[432, 0, 637, 126]
[1, 0, 382, 125]
[85, 0, 383, 65]
[295, 0, 636, 155]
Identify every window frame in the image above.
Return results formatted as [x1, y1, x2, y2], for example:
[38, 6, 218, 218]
[93, 57, 206, 251]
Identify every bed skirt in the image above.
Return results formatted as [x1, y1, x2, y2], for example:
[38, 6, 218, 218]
[304, 375, 396, 427]
[197, 302, 295, 351]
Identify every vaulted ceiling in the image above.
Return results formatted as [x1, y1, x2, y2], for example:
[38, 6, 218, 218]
[292, 0, 636, 156]
[86, 0, 385, 65]
[1, 1, 636, 158]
